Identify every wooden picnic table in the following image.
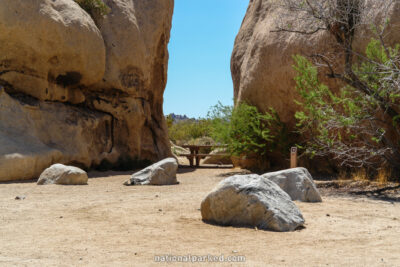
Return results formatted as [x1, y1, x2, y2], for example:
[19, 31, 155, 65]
[180, 145, 228, 167]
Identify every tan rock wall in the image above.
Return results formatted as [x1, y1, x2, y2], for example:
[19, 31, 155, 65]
[231, 0, 400, 125]
[0, 0, 174, 181]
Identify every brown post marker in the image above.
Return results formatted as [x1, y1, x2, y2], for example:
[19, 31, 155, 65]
[290, 147, 297, 168]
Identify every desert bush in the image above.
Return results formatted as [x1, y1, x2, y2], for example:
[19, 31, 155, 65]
[167, 118, 212, 146]
[294, 38, 400, 179]
[275, 0, 400, 179]
[74, 0, 109, 17]
[208, 102, 289, 169]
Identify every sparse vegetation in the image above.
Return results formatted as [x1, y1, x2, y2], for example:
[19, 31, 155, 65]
[208, 102, 288, 161]
[74, 0, 109, 17]
[166, 117, 212, 146]
[167, 102, 290, 171]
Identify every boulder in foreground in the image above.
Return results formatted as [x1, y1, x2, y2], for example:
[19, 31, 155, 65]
[201, 174, 304, 232]
[124, 158, 178, 186]
[262, 168, 322, 202]
[37, 164, 88, 185]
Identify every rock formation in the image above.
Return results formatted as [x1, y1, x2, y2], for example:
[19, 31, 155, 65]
[0, 0, 174, 181]
[231, 0, 400, 125]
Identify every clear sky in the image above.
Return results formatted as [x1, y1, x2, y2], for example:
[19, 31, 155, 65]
[163, 0, 249, 119]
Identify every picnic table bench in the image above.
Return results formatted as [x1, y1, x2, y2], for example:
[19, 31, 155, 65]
[179, 145, 229, 167]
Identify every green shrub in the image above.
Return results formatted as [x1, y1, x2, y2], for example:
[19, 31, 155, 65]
[293, 38, 400, 178]
[167, 118, 212, 145]
[208, 102, 288, 162]
[75, 0, 109, 17]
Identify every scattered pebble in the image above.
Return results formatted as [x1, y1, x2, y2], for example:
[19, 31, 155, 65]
[15, 196, 26, 200]
[326, 214, 330, 217]
[59, 216, 63, 219]
[232, 250, 238, 254]
[134, 253, 137, 255]
[158, 209, 162, 212]
[79, 258, 83, 261]
[155, 195, 159, 198]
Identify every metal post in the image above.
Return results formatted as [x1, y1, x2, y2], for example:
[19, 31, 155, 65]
[290, 147, 297, 168]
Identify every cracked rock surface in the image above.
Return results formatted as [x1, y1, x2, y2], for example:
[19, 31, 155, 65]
[0, 0, 173, 181]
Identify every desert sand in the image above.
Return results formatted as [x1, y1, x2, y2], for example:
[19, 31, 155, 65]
[0, 165, 399, 266]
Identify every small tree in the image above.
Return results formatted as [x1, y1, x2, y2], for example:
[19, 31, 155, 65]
[294, 37, 400, 176]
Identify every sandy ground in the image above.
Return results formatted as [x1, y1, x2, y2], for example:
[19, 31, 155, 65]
[1, 164, 400, 267]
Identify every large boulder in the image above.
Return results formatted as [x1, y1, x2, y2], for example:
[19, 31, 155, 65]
[231, 0, 400, 125]
[124, 158, 178, 186]
[0, 0, 174, 181]
[201, 174, 305, 232]
[37, 164, 88, 185]
[262, 168, 322, 202]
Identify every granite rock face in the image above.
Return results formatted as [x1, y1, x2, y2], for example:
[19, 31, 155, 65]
[231, 0, 400, 125]
[0, 0, 174, 181]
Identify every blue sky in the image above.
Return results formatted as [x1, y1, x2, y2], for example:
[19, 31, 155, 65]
[163, 0, 249, 118]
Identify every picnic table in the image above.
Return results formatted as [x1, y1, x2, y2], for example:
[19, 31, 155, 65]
[179, 145, 228, 167]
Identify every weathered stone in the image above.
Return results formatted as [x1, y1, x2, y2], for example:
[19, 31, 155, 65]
[37, 164, 88, 185]
[201, 174, 305, 232]
[0, 0, 105, 103]
[0, 0, 174, 181]
[262, 168, 322, 202]
[231, 0, 400, 125]
[124, 158, 178, 186]
[171, 141, 190, 158]
[0, 89, 112, 182]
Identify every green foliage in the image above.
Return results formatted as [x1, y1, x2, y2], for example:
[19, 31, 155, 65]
[293, 38, 400, 173]
[167, 118, 212, 145]
[75, 0, 109, 17]
[208, 102, 287, 159]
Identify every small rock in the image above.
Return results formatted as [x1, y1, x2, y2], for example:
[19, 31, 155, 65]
[15, 195, 26, 200]
[326, 214, 330, 217]
[158, 209, 162, 212]
[155, 195, 159, 197]
[232, 250, 238, 254]
[37, 164, 88, 185]
[59, 216, 63, 219]
[124, 158, 178, 186]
